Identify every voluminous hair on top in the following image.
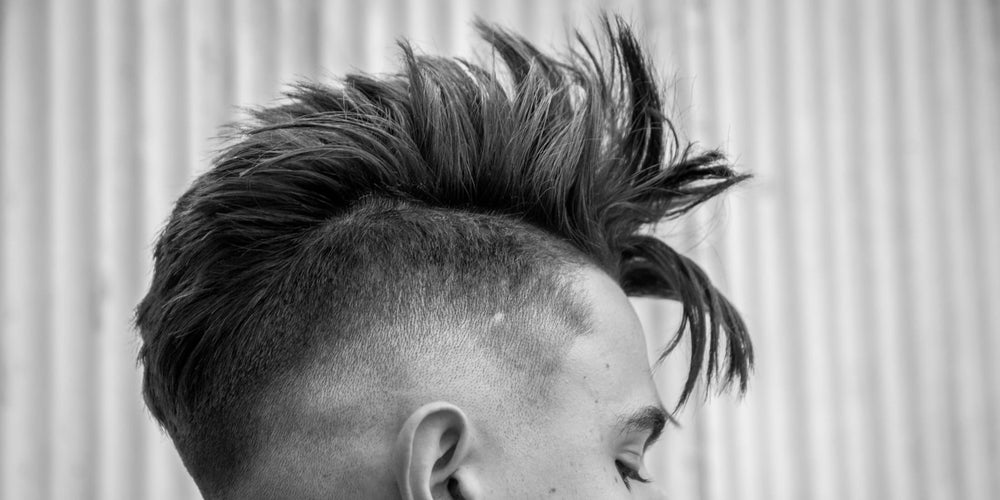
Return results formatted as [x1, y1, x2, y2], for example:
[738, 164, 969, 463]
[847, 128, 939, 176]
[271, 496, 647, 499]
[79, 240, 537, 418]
[136, 14, 753, 492]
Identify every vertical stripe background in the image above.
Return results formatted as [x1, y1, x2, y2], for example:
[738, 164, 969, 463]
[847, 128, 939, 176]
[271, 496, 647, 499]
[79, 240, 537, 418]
[2, 1, 997, 498]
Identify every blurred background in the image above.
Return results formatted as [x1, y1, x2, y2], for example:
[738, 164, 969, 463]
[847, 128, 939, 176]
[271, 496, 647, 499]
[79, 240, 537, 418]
[2, 0, 998, 499]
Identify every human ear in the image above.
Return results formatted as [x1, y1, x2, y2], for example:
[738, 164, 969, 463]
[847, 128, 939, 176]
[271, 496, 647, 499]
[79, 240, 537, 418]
[392, 401, 480, 500]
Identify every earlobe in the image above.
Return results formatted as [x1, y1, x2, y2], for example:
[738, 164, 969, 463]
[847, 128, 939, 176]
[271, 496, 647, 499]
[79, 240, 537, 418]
[393, 401, 479, 500]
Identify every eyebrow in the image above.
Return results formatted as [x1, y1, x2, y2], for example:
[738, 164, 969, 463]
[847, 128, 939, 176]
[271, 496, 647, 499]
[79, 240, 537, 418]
[619, 405, 674, 451]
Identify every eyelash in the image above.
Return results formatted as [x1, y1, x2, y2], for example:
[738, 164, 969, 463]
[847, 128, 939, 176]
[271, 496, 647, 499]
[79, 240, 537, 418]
[615, 459, 650, 490]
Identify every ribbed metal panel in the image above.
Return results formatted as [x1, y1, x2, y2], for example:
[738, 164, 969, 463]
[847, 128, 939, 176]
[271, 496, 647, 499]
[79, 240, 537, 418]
[2, 1, 997, 498]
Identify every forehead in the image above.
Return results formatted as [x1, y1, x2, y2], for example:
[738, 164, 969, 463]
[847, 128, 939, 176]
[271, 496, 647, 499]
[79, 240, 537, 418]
[488, 266, 664, 497]
[555, 267, 661, 417]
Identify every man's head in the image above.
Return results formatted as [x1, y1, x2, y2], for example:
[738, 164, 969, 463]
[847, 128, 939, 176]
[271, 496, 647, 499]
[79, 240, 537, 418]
[136, 17, 752, 499]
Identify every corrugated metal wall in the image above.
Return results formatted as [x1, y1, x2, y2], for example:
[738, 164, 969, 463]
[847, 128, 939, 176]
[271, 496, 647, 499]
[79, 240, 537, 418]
[1, 1, 997, 499]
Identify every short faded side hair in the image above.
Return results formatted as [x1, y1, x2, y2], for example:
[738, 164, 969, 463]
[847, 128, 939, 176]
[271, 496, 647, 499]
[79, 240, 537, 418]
[136, 15, 752, 494]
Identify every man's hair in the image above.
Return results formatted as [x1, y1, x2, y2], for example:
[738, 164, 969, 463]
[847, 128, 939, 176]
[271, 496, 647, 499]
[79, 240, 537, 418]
[136, 16, 752, 494]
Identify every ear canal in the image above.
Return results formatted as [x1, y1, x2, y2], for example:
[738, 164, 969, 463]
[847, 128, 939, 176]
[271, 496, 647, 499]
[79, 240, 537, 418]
[447, 476, 466, 500]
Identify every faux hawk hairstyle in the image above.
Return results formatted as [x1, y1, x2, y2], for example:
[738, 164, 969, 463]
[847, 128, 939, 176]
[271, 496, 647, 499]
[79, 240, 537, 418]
[136, 15, 753, 493]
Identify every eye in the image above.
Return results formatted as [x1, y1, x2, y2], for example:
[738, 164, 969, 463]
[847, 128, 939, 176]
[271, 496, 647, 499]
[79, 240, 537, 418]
[614, 459, 650, 490]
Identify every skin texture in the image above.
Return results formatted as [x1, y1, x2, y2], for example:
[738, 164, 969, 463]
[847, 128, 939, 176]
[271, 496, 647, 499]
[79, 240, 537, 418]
[235, 266, 668, 499]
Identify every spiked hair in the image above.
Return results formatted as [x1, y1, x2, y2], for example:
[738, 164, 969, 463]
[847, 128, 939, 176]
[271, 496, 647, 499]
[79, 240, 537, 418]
[136, 15, 752, 493]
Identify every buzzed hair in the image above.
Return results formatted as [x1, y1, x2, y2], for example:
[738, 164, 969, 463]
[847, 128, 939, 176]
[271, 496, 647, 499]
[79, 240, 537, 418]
[136, 16, 752, 494]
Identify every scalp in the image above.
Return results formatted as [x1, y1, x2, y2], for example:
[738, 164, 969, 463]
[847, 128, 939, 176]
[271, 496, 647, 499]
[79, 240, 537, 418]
[231, 201, 600, 497]
[177, 196, 595, 494]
